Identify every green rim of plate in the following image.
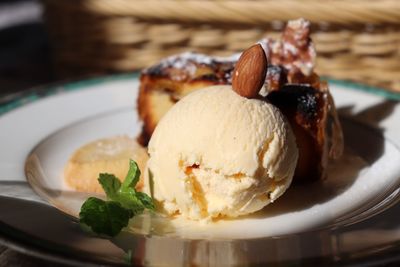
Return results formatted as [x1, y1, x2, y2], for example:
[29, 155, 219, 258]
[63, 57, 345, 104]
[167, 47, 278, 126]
[0, 73, 398, 116]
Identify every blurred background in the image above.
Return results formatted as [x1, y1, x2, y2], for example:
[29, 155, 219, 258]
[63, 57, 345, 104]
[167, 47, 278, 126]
[0, 0, 50, 97]
[0, 0, 399, 99]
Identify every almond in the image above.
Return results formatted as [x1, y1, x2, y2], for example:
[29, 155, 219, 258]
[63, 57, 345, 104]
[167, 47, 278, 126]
[232, 44, 268, 98]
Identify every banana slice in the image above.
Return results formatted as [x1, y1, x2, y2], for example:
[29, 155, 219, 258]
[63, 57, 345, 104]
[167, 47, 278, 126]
[64, 136, 149, 193]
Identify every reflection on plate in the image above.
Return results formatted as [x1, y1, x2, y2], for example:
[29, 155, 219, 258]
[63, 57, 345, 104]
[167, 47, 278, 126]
[0, 75, 399, 266]
[25, 109, 400, 239]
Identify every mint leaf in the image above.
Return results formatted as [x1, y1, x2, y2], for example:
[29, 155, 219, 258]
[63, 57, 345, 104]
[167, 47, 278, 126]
[98, 173, 121, 200]
[79, 159, 155, 237]
[136, 192, 155, 211]
[121, 159, 141, 189]
[79, 197, 132, 237]
[118, 188, 145, 213]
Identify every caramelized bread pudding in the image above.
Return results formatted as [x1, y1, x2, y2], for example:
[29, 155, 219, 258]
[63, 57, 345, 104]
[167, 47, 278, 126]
[138, 19, 343, 183]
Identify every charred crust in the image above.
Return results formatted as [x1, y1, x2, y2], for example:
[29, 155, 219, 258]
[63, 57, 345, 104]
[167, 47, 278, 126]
[266, 84, 329, 183]
[144, 64, 166, 77]
[267, 85, 322, 123]
[192, 73, 220, 82]
[137, 126, 151, 146]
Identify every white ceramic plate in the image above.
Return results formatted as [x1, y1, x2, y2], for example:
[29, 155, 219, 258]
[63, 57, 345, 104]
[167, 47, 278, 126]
[1, 74, 400, 266]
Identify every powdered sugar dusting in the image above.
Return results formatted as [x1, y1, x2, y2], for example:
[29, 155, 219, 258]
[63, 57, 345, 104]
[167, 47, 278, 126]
[156, 52, 210, 77]
[144, 51, 239, 79]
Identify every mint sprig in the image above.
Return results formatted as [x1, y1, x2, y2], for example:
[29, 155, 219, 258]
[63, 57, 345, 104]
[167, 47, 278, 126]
[79, 160, 154, 237]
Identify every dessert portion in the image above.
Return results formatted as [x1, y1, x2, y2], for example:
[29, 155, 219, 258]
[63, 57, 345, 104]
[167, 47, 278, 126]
[65, 136, 148, 193]
[61, 19, 348, 237]
[145, 45, 298, 220]
[138, 18, 343, 183]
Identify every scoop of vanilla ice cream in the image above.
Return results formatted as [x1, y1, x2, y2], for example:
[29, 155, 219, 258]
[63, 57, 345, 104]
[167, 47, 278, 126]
[145, 85, 298, 220]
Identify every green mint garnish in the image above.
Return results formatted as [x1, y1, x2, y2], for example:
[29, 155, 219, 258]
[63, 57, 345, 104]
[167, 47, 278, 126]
[79, 160, 154, 237]
[79, 198, 132, 237]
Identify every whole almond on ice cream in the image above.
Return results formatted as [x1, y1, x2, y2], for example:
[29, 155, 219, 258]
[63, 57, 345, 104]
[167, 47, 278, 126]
[232, 44, 268, 98]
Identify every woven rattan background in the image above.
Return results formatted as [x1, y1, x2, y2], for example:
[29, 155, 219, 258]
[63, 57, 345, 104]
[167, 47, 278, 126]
[43, 0, 400, 92]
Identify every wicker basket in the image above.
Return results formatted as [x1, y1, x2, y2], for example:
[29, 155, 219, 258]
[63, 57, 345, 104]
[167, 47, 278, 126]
[43, 0, 400, 92]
